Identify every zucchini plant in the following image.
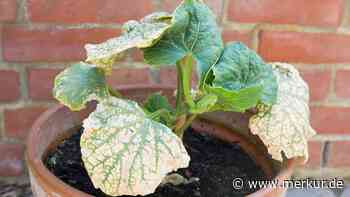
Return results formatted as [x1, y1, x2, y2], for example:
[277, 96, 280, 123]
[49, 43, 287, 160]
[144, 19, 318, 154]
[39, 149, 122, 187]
[53, 0, 316, 196]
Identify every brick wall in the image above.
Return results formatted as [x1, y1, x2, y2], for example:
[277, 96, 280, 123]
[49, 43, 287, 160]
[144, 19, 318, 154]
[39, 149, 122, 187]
[0, 0, 349, 181]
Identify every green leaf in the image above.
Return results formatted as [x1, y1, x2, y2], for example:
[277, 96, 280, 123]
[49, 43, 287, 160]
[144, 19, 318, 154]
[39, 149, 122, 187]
[85, 12, 172, 74]
[53, 62, 109, 111]
[249, 63, 316, 161]
[144, 92, 174, 113]
[190, 94, 218, 114]
[81, 97, 190, 196]
[205, 85, 262, 112]
[204, 42, 278, 112]
[144, 93, 176, 126]
[143, 0, 223, 82]
[210, 42, 277, 105]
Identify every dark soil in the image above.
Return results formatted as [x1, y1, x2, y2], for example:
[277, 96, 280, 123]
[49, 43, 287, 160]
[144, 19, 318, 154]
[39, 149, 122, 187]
[44, 127, 268, 197]
[0, 182, 32, 197]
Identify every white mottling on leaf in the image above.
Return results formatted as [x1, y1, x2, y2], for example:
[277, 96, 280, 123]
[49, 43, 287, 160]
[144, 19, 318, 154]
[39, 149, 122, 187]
[85, 12, 172, 74]
[81, 97, 190, 196]
[249, 63, 316, 162]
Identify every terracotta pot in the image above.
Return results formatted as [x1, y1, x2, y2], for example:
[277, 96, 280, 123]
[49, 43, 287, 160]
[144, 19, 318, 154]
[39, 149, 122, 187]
[27, 85, 302, 197]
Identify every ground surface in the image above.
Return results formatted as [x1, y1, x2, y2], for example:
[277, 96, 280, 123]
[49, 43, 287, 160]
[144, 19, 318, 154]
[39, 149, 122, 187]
[0, 181, 32, 197]
[1, 129, 349, 197]
[44, 128, 267, 197]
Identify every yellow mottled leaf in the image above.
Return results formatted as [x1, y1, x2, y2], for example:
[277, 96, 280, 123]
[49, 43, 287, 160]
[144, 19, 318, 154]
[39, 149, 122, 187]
[249, 63, 316, 162]
[85, 12, 172, 74]
[81, 97, 190, 196]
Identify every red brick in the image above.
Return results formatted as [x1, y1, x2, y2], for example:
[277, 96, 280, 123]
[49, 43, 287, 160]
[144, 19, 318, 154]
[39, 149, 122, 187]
[0, 0, 17, 22]
[305, 141, 322, 168]
[0, 143, 24, 177]
[160, 68, 177, 86]
[222, 30, 252, 47]
[4, 106, 48, 140]
[227, 0, 344, 27]
[107, 68, 151, 88]
[311, 106, 350, 134]
[0, 70, 20, 101]
[259, 31, 350, 64]
[300, 69, 332, 102]
[161, 0, 223, 19]
[328, 141, 350, 167]
[28, 68, 62, 100]
[130, 49, 144, 62]
[28, 0, 154, 24]
[2, 26, 120, 62]
[335, 69, 350, 99]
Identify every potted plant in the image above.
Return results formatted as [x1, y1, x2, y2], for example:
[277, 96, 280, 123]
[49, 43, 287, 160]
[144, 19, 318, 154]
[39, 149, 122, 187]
[27, 0, 316, 197]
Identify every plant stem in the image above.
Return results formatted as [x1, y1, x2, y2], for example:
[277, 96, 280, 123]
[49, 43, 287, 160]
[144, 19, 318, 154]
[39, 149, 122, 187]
[174, 114, 197, 139]
[183, 114, 197, 130]
[174, 114, 187, 137]
[175, 64, 185, 115]
[176, 55, 195, 111]
[174, 55, 197, 138]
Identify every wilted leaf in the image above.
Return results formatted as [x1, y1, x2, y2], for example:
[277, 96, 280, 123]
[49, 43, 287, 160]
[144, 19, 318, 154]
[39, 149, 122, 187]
[249, 63, 316, 162]
[53, 62, 109, 111]
[85, 12, 172, 73]
[81, 97, 190, 196]
[143, 0, 224, 82]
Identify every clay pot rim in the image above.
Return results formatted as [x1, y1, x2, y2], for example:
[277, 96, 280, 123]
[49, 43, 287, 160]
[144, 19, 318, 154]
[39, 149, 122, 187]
[26, 84, 302, 197]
